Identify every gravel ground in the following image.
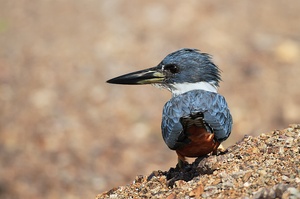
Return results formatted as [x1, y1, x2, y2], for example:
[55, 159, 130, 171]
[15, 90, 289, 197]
[96, 124, 300, 198]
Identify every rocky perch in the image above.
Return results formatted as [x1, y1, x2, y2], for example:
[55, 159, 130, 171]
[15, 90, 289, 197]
[96, 125, 300, 199]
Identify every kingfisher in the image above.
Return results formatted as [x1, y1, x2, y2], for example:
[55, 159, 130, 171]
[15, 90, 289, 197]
[107, 48, 232, 167]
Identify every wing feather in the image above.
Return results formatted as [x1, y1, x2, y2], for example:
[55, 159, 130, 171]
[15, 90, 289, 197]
[161, 90, 232, 149]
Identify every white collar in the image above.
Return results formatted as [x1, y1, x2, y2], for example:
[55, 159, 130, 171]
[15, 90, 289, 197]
[169, 82, 218, 97]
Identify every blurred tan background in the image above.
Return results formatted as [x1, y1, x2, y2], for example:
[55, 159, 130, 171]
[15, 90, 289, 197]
[0, 1, 299, 198]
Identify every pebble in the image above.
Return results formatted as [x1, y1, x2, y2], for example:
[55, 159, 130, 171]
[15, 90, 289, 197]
[243, 171, 252, 182]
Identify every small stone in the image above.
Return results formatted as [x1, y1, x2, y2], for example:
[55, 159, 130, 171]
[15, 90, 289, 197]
[108, 193, 118, 199]
[266, 137, 276, 145]
[166, 193, 176, 199]
[252, 147, 260, 154]
[285, 137, 294, 147]
[258, 143, 267, 152]
[243, 171, 252, 182]
[260, 133, 267, 139]
[252, 187, 269, 199]
[279, 146, 285, 154]
[293, 124, 300, 129]
[221, 181, 234, 189]
[134, 175, 145, 184]
[231, 170, 246, 179]
[282, 175, 290, 182]
[285, 130, 294, 137]
[150, 186, 161, 194]
[202, 186, 219, 197]
[189, 183, 204, 197]
[159, 176, 167, 183]
[257, 170, 267, 177]
[175, 180, 187, 189]
[211, 178, 221, 185]
[243, 182, 251, 187]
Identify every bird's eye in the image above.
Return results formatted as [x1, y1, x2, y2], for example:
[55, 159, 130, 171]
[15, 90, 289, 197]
[164, 64, 179, 74]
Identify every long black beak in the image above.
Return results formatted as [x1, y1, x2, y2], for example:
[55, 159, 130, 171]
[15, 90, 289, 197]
[107, 67, 165, 85]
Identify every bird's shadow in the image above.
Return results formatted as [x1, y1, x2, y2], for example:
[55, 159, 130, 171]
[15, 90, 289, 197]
[147, 149, 228, 187]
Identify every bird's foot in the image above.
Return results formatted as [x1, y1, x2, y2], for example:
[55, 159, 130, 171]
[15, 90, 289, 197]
[212, 143, 228, 155]
[176, 152, 189, 170]
[176, 159, 189, 170]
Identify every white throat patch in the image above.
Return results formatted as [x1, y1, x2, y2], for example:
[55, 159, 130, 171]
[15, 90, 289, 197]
[170, 82, 218, 96]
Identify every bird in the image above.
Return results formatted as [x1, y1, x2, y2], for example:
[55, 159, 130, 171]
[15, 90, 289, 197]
[107, 48, 232, 168]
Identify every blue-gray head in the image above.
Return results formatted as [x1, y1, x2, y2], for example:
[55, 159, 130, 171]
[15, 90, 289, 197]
[107, 48, 221, 96]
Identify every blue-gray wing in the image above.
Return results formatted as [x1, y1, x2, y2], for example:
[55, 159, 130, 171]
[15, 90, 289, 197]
[161, 90, 232, 150]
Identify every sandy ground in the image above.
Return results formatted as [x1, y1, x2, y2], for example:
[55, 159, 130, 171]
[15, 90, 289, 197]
[0, 1, 299, 198]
